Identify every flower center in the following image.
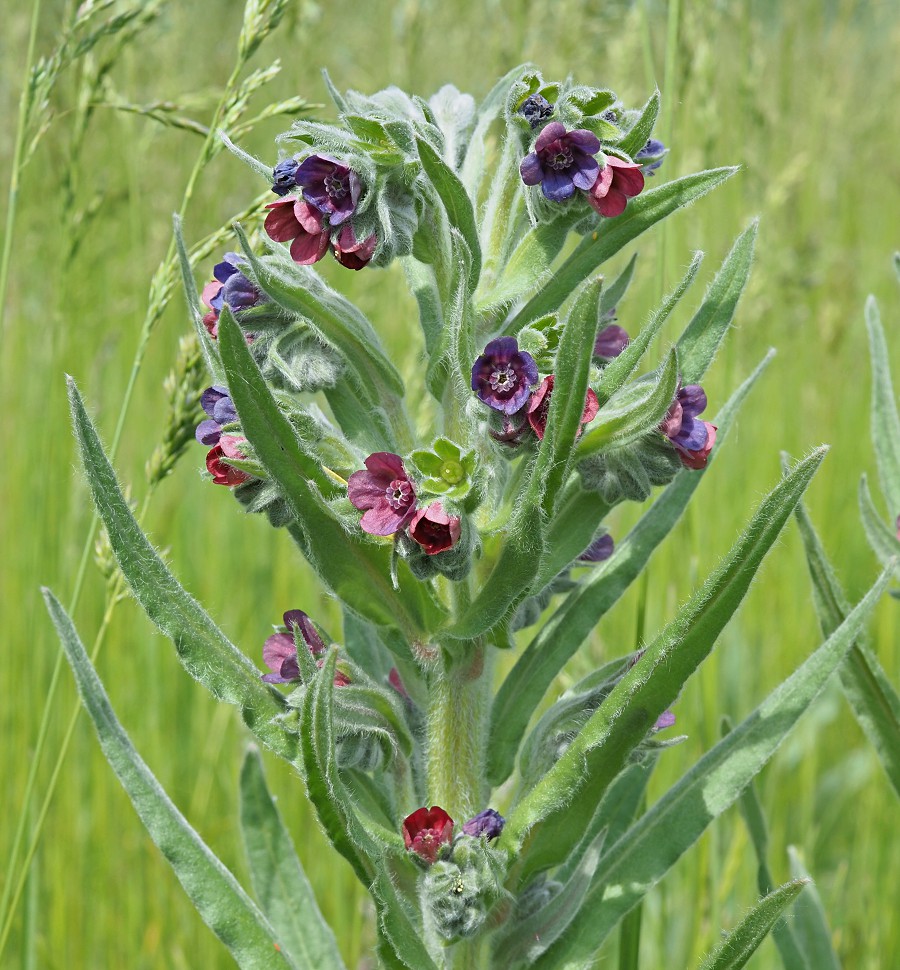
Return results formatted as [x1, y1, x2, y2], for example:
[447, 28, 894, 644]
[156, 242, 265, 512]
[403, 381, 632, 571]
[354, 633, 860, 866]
[324, 172, 348, 200]
[385, 479, 412, 510]
[489, 365, 517, 393]
[439, 459, 464, 485]
[548, 146, 574, 170]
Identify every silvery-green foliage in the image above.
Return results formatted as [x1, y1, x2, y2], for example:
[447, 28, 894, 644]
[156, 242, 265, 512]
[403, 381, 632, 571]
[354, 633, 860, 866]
[47, 60, 888, 970]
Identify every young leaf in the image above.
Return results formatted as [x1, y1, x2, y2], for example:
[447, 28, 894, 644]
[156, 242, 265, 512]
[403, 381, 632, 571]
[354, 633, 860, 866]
[67, 379, 296, 763]
[239, 748, 345, 970]
[786, 848, 842, 970]
[487, 352, 774, 787]
[865, 295, 900, 518]
[500, 448, 828, 878]
[507, 166, 739, 333]
[528, 567, 890, 968]
[676, 221, 758, 383]
[43, 591, 297, 970]
[696, 881, 808, 970]
[617, 89, 661, 158]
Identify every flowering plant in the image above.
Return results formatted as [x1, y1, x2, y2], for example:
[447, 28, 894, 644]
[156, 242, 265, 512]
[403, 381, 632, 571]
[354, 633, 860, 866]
[44, 63, 895, 970]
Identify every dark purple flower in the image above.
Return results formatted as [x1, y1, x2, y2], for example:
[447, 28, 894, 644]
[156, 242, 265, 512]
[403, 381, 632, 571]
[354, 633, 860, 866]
[347, 452, 418, 536]
[332, 225, 377, 270]
[271, 157, 299, 195]
[294, 154, 361, 226]
[263, 196, 331, 265]
[579, 533, 614, 563]
[409, 502, 461, 556]
[263, 609, 349, 686]
[660, 384, 717, 470]
[594, 324, 630, 359]
[200, 253, 263, 338]
[519, 93, 554, 129]
[196, 386, 238, 445]
[587, 156, 645, 218]
[402, 806, 454, 864]
[526, 375, 600, 441]
[461, 808, 505, 840]
[520, 122, 602, 202]
[471, 337, 539, 415]
[635, 138, 667, 176]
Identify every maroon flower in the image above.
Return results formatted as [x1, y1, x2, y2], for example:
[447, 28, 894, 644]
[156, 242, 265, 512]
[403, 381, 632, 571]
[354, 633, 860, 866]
[206, 436, 250, 487]
[347, 452, 418, 536]
[520, 122, 602, 202]
[402, 806, 454, 864]
[587, 156, 645, 218]
[332, 225, 377, 270]
[409, 502, 461, 556]
[471, 337, 539, 415]
[263, 196, 330, 265]
[294, 154, 361, 225]
[526, 375, 600, 441]
[594, 324, 630, 359]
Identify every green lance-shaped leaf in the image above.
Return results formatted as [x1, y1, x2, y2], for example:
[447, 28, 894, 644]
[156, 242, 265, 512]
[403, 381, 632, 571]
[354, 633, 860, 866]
[616, 89, 661, 158]
[677, 220, 758, 384]
[599, 252, 638, 318]
[239, 748, 345, 970]
[499, 447, 827, 878]
[416, 136, 482, 286]
[174, 214, 223, 382]
[575, 347, 679, 460]
[218, 311, 444, 637]
[696, 881, 808, 970]
[43, 591, 297, 970]
[536, 276, 603, 514]
[865, 295, 900, 518]
[598, 250, 704, 407]
[859, 473, 900, 576]
[401, 256, 443, 357]
[487, 351, 774, 787]
[793, 496, 900, 799]
[506, 166, 739, 334]
[67, 379, 296, 762]
[528, 568, 890, 968]
[786, 848, 842, 970]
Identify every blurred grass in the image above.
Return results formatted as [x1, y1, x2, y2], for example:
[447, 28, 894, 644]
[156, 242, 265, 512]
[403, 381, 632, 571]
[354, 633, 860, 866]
[2, 0, 899, 966]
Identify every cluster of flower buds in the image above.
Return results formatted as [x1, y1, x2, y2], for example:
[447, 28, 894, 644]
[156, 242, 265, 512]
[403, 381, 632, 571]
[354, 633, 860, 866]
[194, 386, 250, 487]
[659, 383, 718, 470]
[200, 253, 265, 339]
[265, 155, 376, 269]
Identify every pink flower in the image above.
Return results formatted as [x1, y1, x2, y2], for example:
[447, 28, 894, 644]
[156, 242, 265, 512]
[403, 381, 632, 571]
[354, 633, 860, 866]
[587, 156, 645, 218]
[409, 502, 461, 555]
[347, 453, 418, 536]
[332, 225, 377, 270]
[402, 806, 454, 864]
[263, 196, 330, 265]
[526, 375, 600, 441]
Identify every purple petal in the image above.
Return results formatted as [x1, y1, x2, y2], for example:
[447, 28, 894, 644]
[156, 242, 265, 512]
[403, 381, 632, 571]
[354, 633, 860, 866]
[201, 386, 229, 416]
[675, 416, 709, 451]
[519, 152, 544, 186]
[364, 452, 408, 483]
[678, 385, 707, 418]
[541, 168, 575, 202]
[570, 153, 601, 190]
[483, 336, 519, 364]
[595, 324, 630, 358]
[284, 609, 326, 655]
[213, 259, 239, 284]
[295, 154, 342, 185]
[534, 121, 567, 153]
[566, 129, 602, 154]
[655, 710, 676, 730]
[263, 633, 296, 673]
[195, 419, 222, 446]
[360, 503, 416, 536]
[212, 396, 237, 425]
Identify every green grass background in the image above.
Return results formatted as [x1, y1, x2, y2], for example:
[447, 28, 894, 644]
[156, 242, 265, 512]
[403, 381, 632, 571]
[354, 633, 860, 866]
[3, 0, 900, 966]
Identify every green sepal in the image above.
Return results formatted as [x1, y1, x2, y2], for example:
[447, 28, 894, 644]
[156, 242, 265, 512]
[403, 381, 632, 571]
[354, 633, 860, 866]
[218, 311, 445, 637]
[676, 220, 758, 384]
[486, 351, 774, 787]
[528, 567, 890, 968]
[507, 166, 739, 333]
[67, 378, 296, 762]
[500, 448, 827, 878]
[865, 294, 900, 518]
[239, 747, 345, 970]
[616, 89, 661, 158]
[43, 591, 297, 970]
[696, 881, 808, 970]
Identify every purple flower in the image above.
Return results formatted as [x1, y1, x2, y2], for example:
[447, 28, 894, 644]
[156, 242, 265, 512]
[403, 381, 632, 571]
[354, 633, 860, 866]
[587, 156, 645, 218]
[635, 138, 667, 176]
[347, 453, 418, 536]
[271, 158, 299, 195]
[655, 710, 676, 730]
[409, 502, 461, 556]
[462, 808, 505, 840]
[263, 196, 331, 265]
[195, 386, 238, 446]
[519, 122, 602, 202]
[579, 533, 614, 563]
[471, 337, 539, 414]
[594, 324, 630, 359]
[660, 384, 717, 470]
[200, 254, 264, 338]
[519, 93, 554, 129]
[332, 225, 377, 270]
[263, 609, 349, 686]
[294, 154, 361, 226]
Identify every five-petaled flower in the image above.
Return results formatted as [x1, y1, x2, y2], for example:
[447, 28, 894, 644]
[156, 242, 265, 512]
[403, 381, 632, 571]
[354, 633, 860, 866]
[587, 156, 645, 218]
[195, 385, 238, 446]
[526, 375, 600, 441]
[660, 384, 717, 470]
[348, 453, 418, 536]
[409, 501, 461, 555]
[471, 337, 539, 415]
[263, 196, 331, 265]
[402, 806, 454, 864]
[294, 154, 361, 225]
[461, 808, 505, 840]
[332, 224, 377, 270]
[519, 122, 602, 202]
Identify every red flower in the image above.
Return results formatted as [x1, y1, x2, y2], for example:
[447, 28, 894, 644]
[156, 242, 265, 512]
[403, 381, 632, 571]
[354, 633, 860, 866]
[526, 375, 600, 441]
[409, 502, 461, 555]
[332, 225, 377, 270]
[206, 435, 250, 487]
[402, 806, 454, 863]
[587, 156, 645, 218]
[263, 196, 330, 265]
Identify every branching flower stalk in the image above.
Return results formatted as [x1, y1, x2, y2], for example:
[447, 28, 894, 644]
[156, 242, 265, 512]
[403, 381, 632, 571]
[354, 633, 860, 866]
[44, 64, 897, 970]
